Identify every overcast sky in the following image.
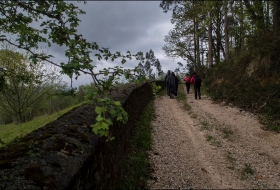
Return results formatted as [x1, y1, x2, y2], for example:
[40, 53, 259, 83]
[49, 1, 183, 87]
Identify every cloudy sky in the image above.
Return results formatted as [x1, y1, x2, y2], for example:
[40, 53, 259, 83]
[49, 1, 183, 87]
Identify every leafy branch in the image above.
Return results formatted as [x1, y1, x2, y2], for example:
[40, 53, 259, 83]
[0, 1, 147, 138]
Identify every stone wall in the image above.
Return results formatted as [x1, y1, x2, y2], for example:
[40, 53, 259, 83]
[0, 81, 165, 190]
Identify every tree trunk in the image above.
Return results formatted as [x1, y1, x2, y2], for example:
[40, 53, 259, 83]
[254, 0, 265, 29]
[266, 0, 270, 27]
[224, 0, 229, 60]
[273, 1, 280, 37]
[208, 10, 213, 68]
[240, 0, 245, 51]
[195, 17, 200, 74]
[215, 4, 222, 64]
[193, 15, 197, 73]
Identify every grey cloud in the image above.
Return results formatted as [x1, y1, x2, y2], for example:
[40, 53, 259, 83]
[46, 1, 184, 86]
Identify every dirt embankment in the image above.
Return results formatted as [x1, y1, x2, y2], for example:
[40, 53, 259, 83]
[147, 85, 280, 189]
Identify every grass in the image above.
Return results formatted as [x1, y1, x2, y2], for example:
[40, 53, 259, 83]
[221, 128, 234, 138]
[206, 135, 213, 141]
[258, 115, 280, 132]
[200, 120, 212, 131]
[240, 163, 254, 180]
[176, 84, 191, 111]
[211, 139, 222, 147]
[226, 151, 237, 162]
[120, 97, 156, 189]
[190, 114, 198, 118]
[227, 166, 235, 170]
[226, 151, 236, 170]
[0, 101, 89, 148]
[206, 134, 222, 147]
[157, 87, 167, 96]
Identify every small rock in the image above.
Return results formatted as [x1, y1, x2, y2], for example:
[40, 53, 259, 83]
[201, 168, 208, 173]
[255, 175, 264, 180]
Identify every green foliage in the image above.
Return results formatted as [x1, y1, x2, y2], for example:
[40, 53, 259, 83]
[204, 49, 280, 131]
[0, 47, 65, 123]
[176, 84, 191, 111]
[90, 96, 128, 140]
[0, 101, 87, 148]
[151, 82, 161, 95]
[0, 1, 149, 138]
[240, 163, 254, 180]
[136, 50, 163, 79]
[221, 128, 233, 138]
[161, 0, 280, 133]
[120, 99, 155, 189]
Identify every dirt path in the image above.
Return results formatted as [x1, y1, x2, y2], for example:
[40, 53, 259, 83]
[147, 85, 280, 189]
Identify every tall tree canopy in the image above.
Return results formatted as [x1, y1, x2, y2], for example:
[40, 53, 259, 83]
[160, 0, 280, 128]
[136, 49, 163, 79]
[160, 0, 280, 72]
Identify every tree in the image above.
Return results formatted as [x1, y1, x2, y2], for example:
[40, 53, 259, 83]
[161, 1, 209, 73]
[207, 9, 213, 68]
[0, 1, 145, 138]
[136, 49, 162, 79]
[224, 0, 230, 60]
[273, 1, 280, 38]
[0, 44, 62, 123]
[0, 1, 132, 77]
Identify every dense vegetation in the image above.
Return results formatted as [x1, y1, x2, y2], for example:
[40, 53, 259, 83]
[161, 0, 280, 131]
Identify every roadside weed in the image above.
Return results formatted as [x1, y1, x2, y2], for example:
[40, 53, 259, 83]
[221, 128, 234, 138]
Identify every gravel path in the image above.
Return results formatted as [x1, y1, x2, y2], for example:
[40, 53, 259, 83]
[147, 85, 280, 189]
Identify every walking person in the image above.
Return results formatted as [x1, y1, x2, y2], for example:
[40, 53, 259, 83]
[167, 72, 178, 99]
[184, 73, 191, 94]
[190, 72, 202, 99]
[173, 72, 179, 96]
[164, 70, 171, 96]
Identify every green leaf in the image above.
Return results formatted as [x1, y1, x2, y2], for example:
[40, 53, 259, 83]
[117, 116, 123, 121]
[95, 106, 103, 115]
[114, 101, 121, 106]
[109, 109, 117, 115]
[101, 122, 109, 130]
[121, 58, 126, 64]
[105, 118, 113, 125]
[96, 115, 103, 122]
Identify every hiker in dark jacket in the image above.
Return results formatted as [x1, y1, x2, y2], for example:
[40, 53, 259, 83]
[164, 70, 171, 95]
[174, 73, 179, 96]
[167, 72, 178, 99]
[190, 72, 202, 99]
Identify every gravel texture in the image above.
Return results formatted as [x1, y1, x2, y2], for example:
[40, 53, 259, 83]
[147, 85, 280, 189]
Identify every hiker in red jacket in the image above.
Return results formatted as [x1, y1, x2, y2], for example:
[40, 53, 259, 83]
[184, 73, 191, 94]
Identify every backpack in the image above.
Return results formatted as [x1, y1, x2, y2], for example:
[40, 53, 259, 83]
[194, 76, 201, 86]
[185, 76, 190, 83]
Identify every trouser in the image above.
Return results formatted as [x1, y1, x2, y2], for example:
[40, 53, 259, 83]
[185, 83, 190, 93]
[166, 85, 169, 95]
[194, 86, 201, 99]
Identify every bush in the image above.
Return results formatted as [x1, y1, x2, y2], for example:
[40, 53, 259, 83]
[204, 50, 280, 131]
